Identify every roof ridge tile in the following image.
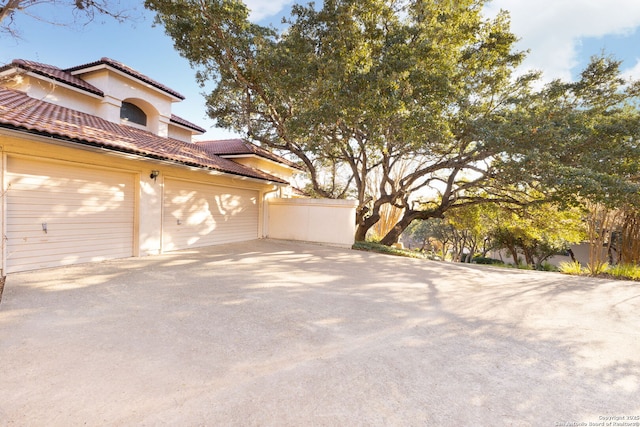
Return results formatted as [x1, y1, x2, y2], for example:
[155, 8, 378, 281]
[197, 138, 303, 170]
[1, 58, 104, 96]
[66, 57, 185, 100]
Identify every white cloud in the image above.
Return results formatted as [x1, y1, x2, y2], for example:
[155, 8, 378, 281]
[622, 58, 640, 81]
[244, 0, 294, 21]
[484, 0, 640, 81]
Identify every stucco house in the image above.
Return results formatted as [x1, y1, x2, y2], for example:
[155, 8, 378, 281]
[0, 57, 336, 274]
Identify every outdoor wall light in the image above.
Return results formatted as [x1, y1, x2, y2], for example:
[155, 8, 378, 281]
[150, 170, 160, 182]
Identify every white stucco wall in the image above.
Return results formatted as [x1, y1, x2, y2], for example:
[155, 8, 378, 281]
[489, 242, 596, 267]
[138, 172, 163, 256]
[8, 75, 102, 116]
[168, 125, 194, 142]
[266, 198, 357, 247]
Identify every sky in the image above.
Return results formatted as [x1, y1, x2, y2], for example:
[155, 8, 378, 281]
[2, 0, 640, 141]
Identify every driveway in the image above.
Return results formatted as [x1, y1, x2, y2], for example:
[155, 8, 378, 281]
[1, 239, 639, 426]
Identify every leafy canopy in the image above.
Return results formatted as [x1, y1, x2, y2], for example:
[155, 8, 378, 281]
[145, 0, 640, 245]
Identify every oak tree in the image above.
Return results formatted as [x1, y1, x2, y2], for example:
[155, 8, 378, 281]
[146, 0, 639, 245]
[146, 0, 537, 243]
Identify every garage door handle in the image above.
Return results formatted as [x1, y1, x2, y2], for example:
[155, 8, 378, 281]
[42, 223, 48, 233]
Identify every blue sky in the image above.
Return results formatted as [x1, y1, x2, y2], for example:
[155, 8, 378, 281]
[2, 0, 640, 140]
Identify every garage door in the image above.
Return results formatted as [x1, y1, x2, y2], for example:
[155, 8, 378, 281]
[5, 157, 135, 273]
[163, 179, 259, 251]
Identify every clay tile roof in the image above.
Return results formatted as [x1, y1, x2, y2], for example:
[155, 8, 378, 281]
[170, 114, 206, 133]
[0, 59, 104, 97]
[0, 88, 287, 184]
[197, 138, 303, 170]
[66, 57, 185, 100]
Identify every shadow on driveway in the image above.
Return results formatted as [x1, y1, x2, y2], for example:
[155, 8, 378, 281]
[1, 239, 639, 425]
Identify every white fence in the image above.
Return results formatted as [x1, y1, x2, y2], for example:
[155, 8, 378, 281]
[266, 198, 357, 247]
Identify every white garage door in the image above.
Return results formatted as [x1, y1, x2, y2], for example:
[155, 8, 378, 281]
[163, 179, 259, 251]
[5, 157, 135, 273]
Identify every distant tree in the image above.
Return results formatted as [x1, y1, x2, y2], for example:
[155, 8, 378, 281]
[405, 218, 440, 252]
[489, 203, 586, 269]
[619, 207, 640, 265]
[404, 217, 455, 260]
[584, 201, 620, 274]
[0, 0, 134, 37]
[445, 203, 497, 262]
[584, 201, 640, 272]
[404, 202, 502, 262]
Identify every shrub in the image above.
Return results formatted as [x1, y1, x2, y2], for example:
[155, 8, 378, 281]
[539, 262, 559, 272]
[559, 261, 584, 275]
[607, 264, 640, 281]
[352, 241, 427, 259]
[472, 256, 504, 265]
[586, 262, 609, 276]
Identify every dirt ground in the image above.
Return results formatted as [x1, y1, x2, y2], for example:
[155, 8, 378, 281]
[0, 239, 639, 426]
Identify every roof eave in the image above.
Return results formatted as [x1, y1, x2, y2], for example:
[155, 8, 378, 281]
[220, 153, 302, 172]
[0, 125, 288, 185]
[0, 66, 104, 98]
[169, 120, 206, 135]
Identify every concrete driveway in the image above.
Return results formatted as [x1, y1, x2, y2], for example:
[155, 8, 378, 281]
[1, 239, 639, 426]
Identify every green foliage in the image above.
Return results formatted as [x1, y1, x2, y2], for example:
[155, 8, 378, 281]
[352, 241, 427, 259]
[539, 262, 559, 272]
[500, 56, 640, 209]
[586, 262, 610, 276]
[145, 0, 538, 244]
[559, 261, 584, 275]
[488, 201, 587, 269]
[607, 264, 640, 281]
[472, 257, 503, 265]
[560, 261, 640, 281]
[145, 0, 640, 247]
[402, 198, 587, 269]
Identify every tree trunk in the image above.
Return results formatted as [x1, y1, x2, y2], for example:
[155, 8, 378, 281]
[380, 216, 414, 246]
[354, 211, 380, 242]
[523, 247, 535, 267]
[507, 245, 519, 266]
[457, 235, 467, 263]
[380, 206, 446, 246]
[468, 242, 478, 263]
[441, 242, 449, 261]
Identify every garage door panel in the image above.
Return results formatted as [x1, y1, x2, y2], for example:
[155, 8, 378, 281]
[7, 243, 132, 262]
[7, 218, 133, 228]
[5, 251, 120, 272]
[8, 191, 131, 208]
[5, 157, 135, 273]
[163, 179, 259, 251]
[7, 196, 131, 211]
[7, 227, 133, 243]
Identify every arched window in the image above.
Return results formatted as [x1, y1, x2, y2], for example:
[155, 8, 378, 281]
[120, 101, 147, 126]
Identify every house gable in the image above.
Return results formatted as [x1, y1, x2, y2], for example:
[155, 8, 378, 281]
[0, 58, 205, 143]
